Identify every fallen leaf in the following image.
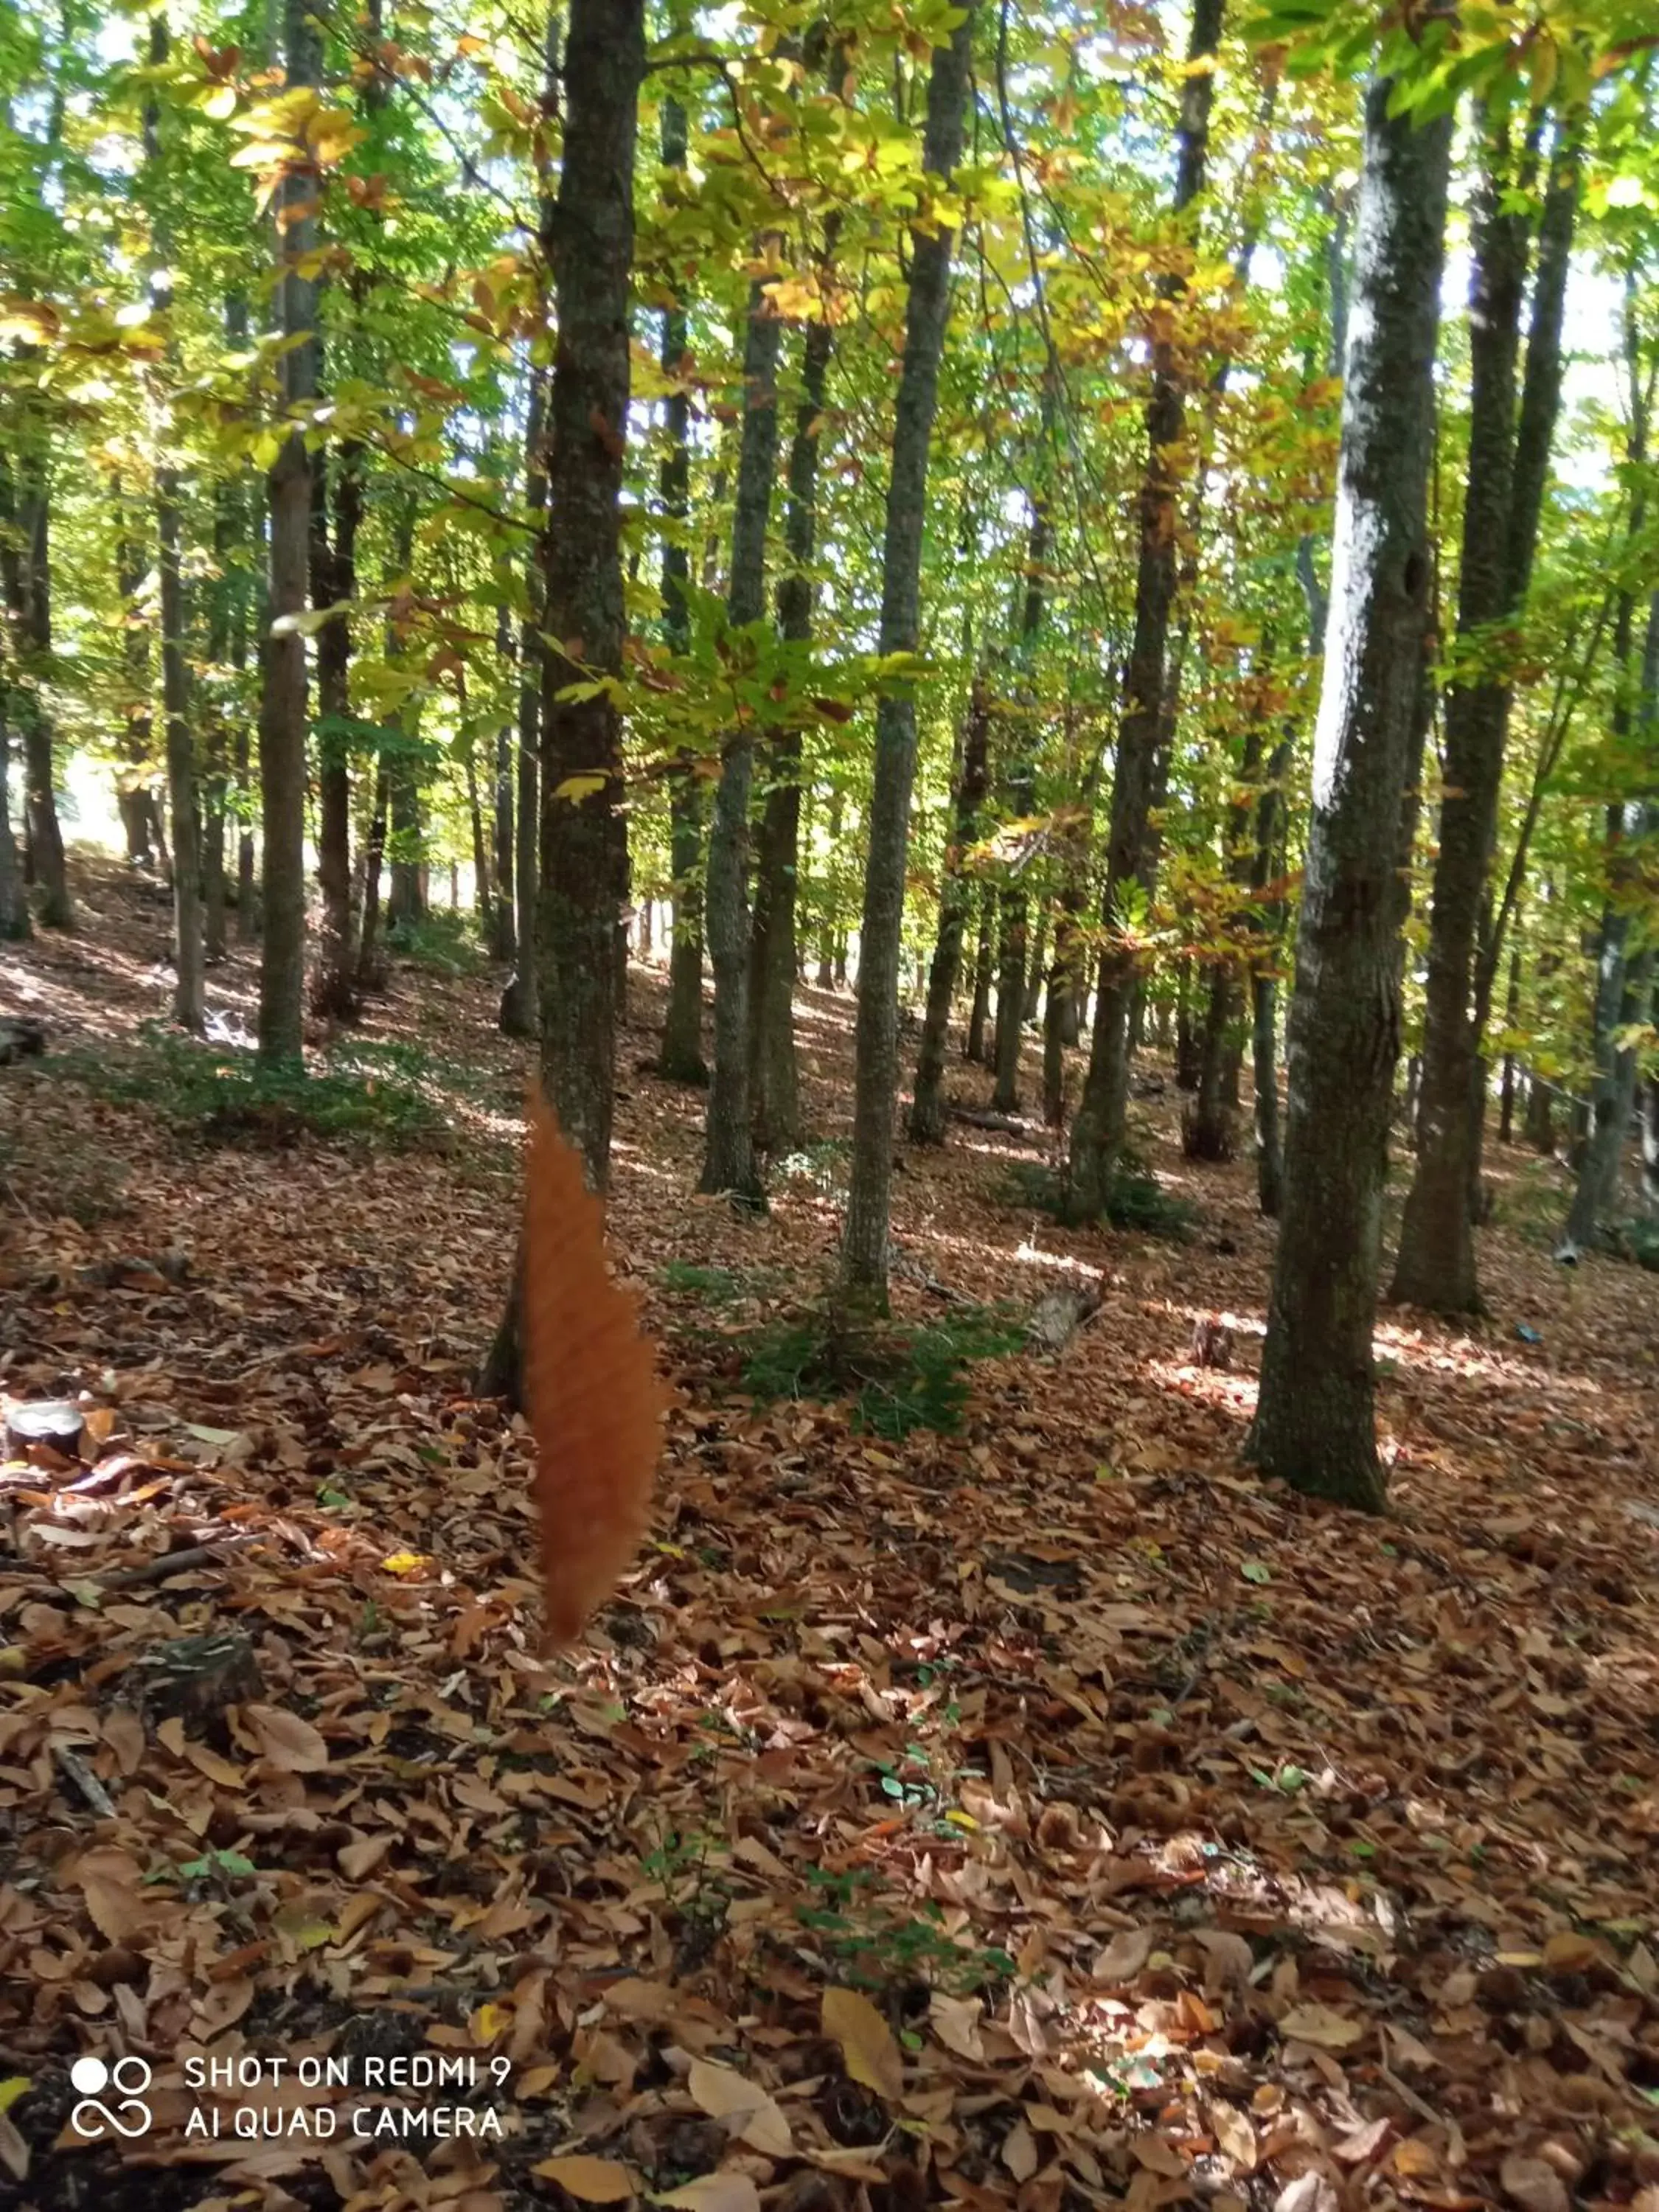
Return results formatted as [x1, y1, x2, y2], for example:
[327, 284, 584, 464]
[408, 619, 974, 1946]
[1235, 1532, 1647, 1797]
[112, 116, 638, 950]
[822, 1986, 903, 2101]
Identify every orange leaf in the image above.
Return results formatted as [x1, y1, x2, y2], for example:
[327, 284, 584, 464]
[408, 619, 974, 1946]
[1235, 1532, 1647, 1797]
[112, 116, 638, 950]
[522, 1092, 664, 1646]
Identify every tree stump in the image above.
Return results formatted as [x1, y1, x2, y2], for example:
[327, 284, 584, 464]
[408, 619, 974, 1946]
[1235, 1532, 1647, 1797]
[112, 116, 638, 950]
[1025, 1284, 1102, 1354]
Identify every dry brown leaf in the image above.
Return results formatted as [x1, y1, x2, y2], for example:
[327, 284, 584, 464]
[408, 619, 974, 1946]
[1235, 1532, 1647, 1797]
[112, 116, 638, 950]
[656, 2177, 762, 2212]
[1002, 2121, 1039, 2182]
[245, 1703, 329, 1773]
[523, 1091, 666, 1646]
[687, 2058, 793, 2157]
[1209, 2100, 1258, 2174]
[530, 2154, 636, 2202]
[1500, 2156, 1571, 2212]
[1278, 2002, 1365, 2051]
[1131, 2135, 1187, 2179]
[1094, 1927, 1154, 1983]
[929, 1992, 985, 2061]
[822, 1986, 902, 2101]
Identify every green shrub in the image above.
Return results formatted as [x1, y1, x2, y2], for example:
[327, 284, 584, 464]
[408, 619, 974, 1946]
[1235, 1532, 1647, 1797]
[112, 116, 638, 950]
[1001, 1155, 1197, 1241]
[53, 1024, 448, 1150]
[386, 909, 487, 978]
[1617, 1217, 1659, 1273]
[733, 1301, 1024, 1439]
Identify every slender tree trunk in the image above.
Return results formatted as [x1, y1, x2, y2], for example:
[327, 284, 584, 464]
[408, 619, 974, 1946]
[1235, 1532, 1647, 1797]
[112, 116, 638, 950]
[1524, 1071, 1554, 1154]
[966, 881, 992, 1061]
[113, 496, 159, 869]
[1564, 592, 1659, 1249]
[490, 605, 517, 964]
[144, 17, 204, 1028]
[1067, 0, 1224, 1216]
[1023, 913, 1047, 1023]
[310, 442, 363, 1018]
[0, 456, 72, 928]
[841, 9, 974, 1302]
[257, 0, 319, 1064]
[0, 702, 28, 939]
[911, 667, 990, 1142]
[751, 293, 837, 1152]
[1389, 119, 1532, 1310]
[1498, 939, 1521, 1142]
[502, 368, 548, 1035]
[991, 883, 1027, 1111]
[698, 274, 785, 1204]
[536, 0, 644, 1185]
[357, 765, 389, 987]
[1245, 72, 1452, 1509]
[1249, 737, 1288, 1216]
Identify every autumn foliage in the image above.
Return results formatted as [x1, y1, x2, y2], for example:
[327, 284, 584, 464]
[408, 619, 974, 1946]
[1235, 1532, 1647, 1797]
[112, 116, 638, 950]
[522, 1090, 664, 1644]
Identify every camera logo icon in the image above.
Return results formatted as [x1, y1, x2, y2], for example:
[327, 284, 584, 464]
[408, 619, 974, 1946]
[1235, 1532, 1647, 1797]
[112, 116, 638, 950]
[70, 2055, 154, 2140]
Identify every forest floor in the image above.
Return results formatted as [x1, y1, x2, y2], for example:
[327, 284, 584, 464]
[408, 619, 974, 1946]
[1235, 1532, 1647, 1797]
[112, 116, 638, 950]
[3, 854, 1659, 2212]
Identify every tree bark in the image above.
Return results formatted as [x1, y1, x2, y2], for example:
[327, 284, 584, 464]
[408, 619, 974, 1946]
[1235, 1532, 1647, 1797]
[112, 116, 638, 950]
[310, 441, 363, 1018]
[0, 698, 28, 939]
[750, 298, 837, 1152]
[911, 667, 990, 1142]
[1245, 74, 1452, 1510]
[257, 0, 319, 1065]
[965, 879, 992, 1061]
[536, 0, 643, 1186]
[1066, 0, 1224, 1216]
[841, 9, 974, 1303]
[502, 366, 548, 1035]
[145, 15, 204, 1029]
[698, 274, 785, 1203]
[1389, 116, 1534, 1312]
[0, 455, 72, 928]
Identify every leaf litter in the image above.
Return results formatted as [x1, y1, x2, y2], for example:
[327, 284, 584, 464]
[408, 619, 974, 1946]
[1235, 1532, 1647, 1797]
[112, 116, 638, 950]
[2, 864, 1659, 2212]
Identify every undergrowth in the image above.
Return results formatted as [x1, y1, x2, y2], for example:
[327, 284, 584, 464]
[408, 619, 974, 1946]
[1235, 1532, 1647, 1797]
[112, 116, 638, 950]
[386, 910, 489, 978]
[725, 1299, 1025, 1439]
[52, 1023, 451, 1150]
[1001, 1154, 1198, 1242]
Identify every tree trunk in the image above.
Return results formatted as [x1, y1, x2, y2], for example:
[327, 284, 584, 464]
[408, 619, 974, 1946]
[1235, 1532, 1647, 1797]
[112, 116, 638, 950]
[1023, 912, 1047, 1024]
[0, 456, 72, 928]
[841, 8, 974, 1303]
[536, 0, 644, 1186]
[502, 366, 548, 1036]
[1565, 936, 1652, 1251]
[1067, 0, 1224, 1216]
[751, 296, 837, 1153]
[965, 880, 992, 1061]
[698, 273, 785, 1204]
[0, 702, 28, 939]
[113, 495, 159, 870]
[1249, 737, 1288, 1216]
[356, 764, 389, 988]
[1498, 939, 1521, 1142]
[310, 442, 363, 1018]
[144, 18, 204, 1026]
[1389, 117, 1533, 1312]
[991, 883, 1026, 1112]
[257, 0, 319, 1065]
[1245, 72, 1452, 1510]
[1523, 1073, 1554, 1154]
[490, 607, 516, 964]
[911, 667, 990, 1142]
[657, 162, 707, 1080]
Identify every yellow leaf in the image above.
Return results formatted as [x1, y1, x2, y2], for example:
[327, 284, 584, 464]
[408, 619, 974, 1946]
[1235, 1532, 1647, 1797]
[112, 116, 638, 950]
[551, 773, 608, 804]
[0, 2081, 29, 2118]
[380, 1550, 433, 1576]
[470, 2003, 512, 2044]
[532, 2154, 636, 2202]
[821, 1986, 903, 2102]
